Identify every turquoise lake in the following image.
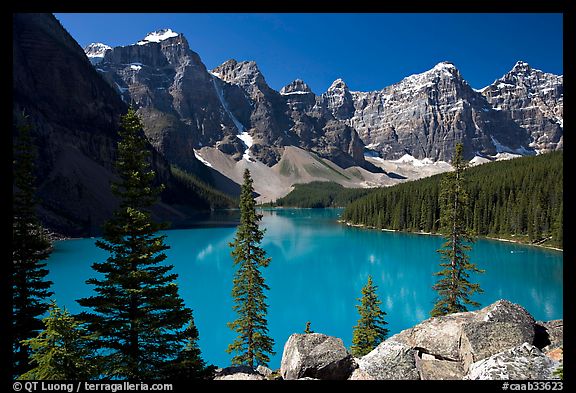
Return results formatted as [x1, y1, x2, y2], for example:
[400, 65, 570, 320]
[46, 208, 563, 370]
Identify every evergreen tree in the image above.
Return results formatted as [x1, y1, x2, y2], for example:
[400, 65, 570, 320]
[227, 169, 275, 368]
[19, 301, 97, 380]
[77, 108, 195, 379]
[431, 143, 484, 317]
[12, 119, 53, 377]
[350, 275, 389, 357]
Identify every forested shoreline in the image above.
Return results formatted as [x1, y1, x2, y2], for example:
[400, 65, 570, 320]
[342, 152, 563, 249]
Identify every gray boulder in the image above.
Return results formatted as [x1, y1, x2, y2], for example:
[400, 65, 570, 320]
[355, 340, 420, 380]
[475, 299, 536, 326]
[348, 367, 376, 380]
[390, 299, 536, 363]
[280, 333, 356, 380]
[417, 358, 465, 380]
[464, 343, 559, 380]
[389, 312, 471, 360]
[460, 321, 535, 372]
[213, 365, 265, 380]
[255, 365, 273, 378]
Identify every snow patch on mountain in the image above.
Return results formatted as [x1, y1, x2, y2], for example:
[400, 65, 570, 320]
[136, 29, 179, 45]
[490, 136, 533, 156]
[193, 150, 213, 167]
[237, 132, 254, 161]
[211, 75, 246, 132]
[393, 154, 436, 167]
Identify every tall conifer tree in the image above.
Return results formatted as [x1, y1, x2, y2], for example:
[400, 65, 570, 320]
[350, 275, 389, 357]
[431, 143, 484, 317]
[77, 109, 201, 379]
[12, 120, 53, 377]
[227, 169, 274, 368]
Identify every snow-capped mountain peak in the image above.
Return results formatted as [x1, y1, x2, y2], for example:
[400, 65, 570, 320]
[136, 28, 179, 45]
[433, 61, 456, 71]
[84, 43, 112, 64]
[386, 61, 463, 99]
[511, 60, 532, 73]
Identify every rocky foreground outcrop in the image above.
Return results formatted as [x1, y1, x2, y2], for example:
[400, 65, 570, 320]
[218, 300, 562, 380]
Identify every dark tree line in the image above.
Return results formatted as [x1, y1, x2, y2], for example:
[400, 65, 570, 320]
[342, 151, 563, 248]
[12, 119, 54, 378]
[272, 181, 372, 208]
[170, 165, 238, 209]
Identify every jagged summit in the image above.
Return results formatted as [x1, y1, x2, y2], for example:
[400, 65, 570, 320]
[433, 60, 456, 69]
[414, 61, 459, 79]
[84, 42, 112, 64]
[211, 59, 268, 90]
[280, 79, 313, 95]
[480, 60, 563, 152]
[328, 78, 349, 91]
[84, 42, 111, 56]
[136, 28, 180, 45]
[511, 60, 532, 72]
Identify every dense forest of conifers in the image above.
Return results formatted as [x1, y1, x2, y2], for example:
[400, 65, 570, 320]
[342, 152, 563, 248]
[170, 165, 238, 209]
[270, 181, 372, 208]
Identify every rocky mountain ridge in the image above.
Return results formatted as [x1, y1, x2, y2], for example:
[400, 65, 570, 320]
[337, 61, 561, 161]
[480, 61, 563, 152]
[93, 30, 371, 173]
[88, 30, 562, 169]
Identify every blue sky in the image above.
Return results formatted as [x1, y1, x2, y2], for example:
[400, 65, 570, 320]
[55, 13, 563, 93]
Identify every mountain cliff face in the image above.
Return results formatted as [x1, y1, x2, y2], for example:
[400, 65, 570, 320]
[95, 30, 234, 171]
[95, 32, 370, 169]
[13, 14, 212, 236]
[480, 61, 563, 152]
[325, 62, 537, 161]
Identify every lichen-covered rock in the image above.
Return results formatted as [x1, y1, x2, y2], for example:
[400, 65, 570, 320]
[460, 321, 535, 372]
[464, 343, 559, 380]
[355, 340, 420, 380]
[417, 358, 465, 380]
[390, 299, 536, 363]
[389, 312, 471, 361]
[475, 299, 536, 326]
[546, 347, 563, 362]
[280, 333, 356, 380]
[348, 368, 376, 380]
